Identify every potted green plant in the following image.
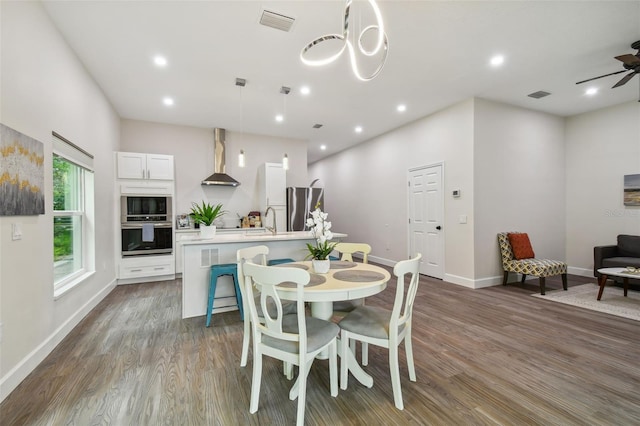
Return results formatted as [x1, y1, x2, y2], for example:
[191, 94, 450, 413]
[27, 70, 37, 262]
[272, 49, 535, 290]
[190, 201, 226, 239]
[304, 203, 337, 273]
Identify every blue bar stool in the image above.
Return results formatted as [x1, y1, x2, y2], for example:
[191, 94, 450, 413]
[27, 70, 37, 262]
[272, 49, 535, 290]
[206, 263, 243, 327]
[267, 258, 295, 266]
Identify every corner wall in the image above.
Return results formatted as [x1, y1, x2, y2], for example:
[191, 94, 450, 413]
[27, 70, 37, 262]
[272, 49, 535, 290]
[473, 98, 566, 286]
[1, 1, 120, 401]
[565, 101, 640, 276]
[309, 99, 476, 283]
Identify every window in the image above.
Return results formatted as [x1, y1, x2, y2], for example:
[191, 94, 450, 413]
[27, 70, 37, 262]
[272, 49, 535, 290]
[52, 133, 94, 296]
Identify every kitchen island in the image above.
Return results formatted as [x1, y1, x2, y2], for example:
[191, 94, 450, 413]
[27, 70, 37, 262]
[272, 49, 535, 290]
[181, 230, 346, 319]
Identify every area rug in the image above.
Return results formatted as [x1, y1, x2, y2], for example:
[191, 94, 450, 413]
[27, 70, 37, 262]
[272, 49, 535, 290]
[532, 283, 640, 321]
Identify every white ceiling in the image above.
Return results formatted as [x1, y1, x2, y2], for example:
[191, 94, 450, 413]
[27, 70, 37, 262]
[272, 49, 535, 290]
[42, 1, 640, 163]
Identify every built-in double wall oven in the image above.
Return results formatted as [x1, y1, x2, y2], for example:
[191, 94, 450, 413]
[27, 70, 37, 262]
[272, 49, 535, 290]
[121, 195, 173, 256]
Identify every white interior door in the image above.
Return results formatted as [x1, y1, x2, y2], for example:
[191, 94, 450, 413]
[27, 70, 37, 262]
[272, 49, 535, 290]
[408, 164, 444, 278]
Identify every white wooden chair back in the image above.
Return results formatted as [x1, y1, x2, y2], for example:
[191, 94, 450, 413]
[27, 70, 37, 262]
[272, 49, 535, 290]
[242, 262, 309, 356]
[334, 242, 371, 263]
[390, 253, 422, 337]
[236, 245, 269, 367]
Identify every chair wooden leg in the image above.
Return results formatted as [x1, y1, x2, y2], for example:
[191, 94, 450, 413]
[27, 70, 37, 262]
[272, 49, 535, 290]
[240, 316, 250, 367]
[284, 362, 293, 380]
[503, 271, 509, 286]
[539, 276, 546, 295]
[329, 340, 338, 397]
[405, 329, 416, 382]
[296, 360, 308, 426]
[389, 344, 404, 410]
[520, 274, 527, 283]
[340, 332, 350, 390]
[562, 273, 568, 291]
[362, 342, 369, 366]
[249, 351, 262, 414]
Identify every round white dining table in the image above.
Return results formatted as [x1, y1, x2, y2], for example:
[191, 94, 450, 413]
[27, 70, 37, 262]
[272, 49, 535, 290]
[275, 260, 391, 389]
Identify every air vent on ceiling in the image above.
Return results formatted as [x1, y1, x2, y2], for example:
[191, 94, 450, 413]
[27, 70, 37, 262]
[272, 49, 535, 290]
[312, 124, 323, 129]
[528, 90, 551, 99]
[259, 9, 295, 32]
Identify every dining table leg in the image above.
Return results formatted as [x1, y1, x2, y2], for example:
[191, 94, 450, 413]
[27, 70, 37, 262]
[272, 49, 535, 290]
[310, 301, 374, 388]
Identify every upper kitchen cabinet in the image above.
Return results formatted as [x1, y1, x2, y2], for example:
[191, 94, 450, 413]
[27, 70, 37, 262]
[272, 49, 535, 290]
[259, 162, 286, 206]
[117, 152, 174, 180]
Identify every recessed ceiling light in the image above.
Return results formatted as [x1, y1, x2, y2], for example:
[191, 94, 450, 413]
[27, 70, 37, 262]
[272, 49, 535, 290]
[397, 104, 406, 112]
[490, 55, 505, 67]
[355, 126, 363, 133]
[163, 97, 174, 106]
[585, 87, 598, 96]
[154, 55, 167, 67]
[300, 86, 311, 95]
[275, 114, 284, 122]
[320, 144, 327, 150]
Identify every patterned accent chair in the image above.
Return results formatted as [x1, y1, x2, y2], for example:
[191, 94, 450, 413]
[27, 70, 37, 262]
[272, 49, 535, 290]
[497, 232, 568, 295]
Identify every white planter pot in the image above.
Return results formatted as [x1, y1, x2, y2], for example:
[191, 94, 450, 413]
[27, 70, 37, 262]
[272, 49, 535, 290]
[312, 259, 330, 274]
[200, 225, 217, 239]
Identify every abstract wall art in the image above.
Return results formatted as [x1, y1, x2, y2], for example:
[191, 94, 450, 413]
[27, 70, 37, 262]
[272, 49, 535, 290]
[0, 124, 45, 215]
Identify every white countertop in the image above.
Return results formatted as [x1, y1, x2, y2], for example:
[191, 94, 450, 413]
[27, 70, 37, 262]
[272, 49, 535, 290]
[181, 230, 347, 245]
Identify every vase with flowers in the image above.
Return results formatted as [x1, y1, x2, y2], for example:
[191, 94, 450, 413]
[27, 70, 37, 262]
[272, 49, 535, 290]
[305, 203, 336, 274]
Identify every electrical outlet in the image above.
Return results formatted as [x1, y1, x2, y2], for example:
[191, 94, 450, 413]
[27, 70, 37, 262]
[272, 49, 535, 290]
[12, 223, 22, 240]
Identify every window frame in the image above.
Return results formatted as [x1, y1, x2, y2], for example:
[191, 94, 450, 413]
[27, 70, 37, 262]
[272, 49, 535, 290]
[52, 133, 95, 298]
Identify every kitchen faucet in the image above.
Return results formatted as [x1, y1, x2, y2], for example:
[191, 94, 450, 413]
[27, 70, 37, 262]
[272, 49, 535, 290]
[265, 206, 277, 235]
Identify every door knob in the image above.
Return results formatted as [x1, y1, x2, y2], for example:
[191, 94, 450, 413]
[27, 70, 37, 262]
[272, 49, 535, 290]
[436, 225, 442, 230]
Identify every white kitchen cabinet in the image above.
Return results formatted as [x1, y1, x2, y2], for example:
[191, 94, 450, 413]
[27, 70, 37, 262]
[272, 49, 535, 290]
[118, 254, 175, 283]
[259, 163, 286, 232]
[117, 152, 174, 180]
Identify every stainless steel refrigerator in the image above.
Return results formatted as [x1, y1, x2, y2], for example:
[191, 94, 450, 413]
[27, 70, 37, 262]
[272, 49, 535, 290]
[286, 186, 325, 231]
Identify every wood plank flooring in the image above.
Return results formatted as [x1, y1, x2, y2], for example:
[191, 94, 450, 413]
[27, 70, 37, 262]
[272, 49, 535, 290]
[2, 270, 639, 425]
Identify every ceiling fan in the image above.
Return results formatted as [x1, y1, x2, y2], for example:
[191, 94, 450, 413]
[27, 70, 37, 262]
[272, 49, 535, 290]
[576, 40, 640, 94]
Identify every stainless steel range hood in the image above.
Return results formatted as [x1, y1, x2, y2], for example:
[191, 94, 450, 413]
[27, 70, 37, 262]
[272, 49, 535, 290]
[202, 128, 240, 187]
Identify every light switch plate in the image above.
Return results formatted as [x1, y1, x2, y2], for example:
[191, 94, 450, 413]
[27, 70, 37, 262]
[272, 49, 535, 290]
[458, 215, 467, 224]
[12, 223, 22, 240]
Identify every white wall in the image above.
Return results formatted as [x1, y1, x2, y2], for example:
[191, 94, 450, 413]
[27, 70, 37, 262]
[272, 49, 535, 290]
[0, 1, 120, 401]
[565, 101, 640, 276]
[310, 98, 569, 288]
[309, 99, 476, 283]
[120, 120, 308, 226]
[473, 98, 566, 285]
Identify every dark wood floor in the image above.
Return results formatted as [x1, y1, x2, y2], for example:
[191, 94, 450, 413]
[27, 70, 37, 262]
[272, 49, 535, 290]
[2, 269, 640, 425]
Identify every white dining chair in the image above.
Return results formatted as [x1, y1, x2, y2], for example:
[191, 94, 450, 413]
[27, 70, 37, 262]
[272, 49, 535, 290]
[242, 261, 339, 426]
[338, 253, 422, 410]
[332, 242, 372, 362]
[236, 245, 297, 369]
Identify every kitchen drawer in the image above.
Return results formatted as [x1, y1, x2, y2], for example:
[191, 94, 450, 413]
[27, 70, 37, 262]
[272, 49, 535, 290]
[119, 255, 175, 279]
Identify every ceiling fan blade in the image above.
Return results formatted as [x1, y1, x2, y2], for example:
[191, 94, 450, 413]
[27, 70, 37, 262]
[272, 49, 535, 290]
[614, 54, 640, 66]
[575, 69, 627, 85]
[612, 71, 636, 88]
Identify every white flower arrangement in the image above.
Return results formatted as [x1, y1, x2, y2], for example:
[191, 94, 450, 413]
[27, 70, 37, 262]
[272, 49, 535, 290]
[305, 204, 336, 260]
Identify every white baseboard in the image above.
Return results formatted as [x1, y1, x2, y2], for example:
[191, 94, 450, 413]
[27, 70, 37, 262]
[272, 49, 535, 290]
[443, 274, 503, 289]
[568, 266, 595, 278]
[367, 255, 396, 268]
[0, 278, 116, 403]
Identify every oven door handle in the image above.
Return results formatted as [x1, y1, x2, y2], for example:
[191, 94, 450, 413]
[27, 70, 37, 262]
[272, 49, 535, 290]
[121, 223, 172, 229]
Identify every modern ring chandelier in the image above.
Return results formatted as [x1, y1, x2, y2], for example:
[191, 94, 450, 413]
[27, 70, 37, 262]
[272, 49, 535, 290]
[300, 0, 389, 82]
